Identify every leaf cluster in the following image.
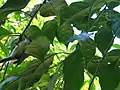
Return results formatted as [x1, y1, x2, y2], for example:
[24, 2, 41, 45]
[0, 0, 120, 90]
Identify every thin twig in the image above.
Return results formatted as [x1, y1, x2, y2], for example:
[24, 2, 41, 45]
[8, 33, 21, 37]
[44, 52, 70, 60]
[88, 0, 97, 30]
[89, 4, 107, 32]
[2, 62, 9, 81]
[18, 0, 47, 42]
[88, 35, 115, 90]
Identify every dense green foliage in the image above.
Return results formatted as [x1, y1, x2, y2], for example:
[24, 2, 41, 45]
[0, 0, 120, 90]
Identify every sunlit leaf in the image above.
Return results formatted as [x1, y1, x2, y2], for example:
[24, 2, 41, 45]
[0, 42, 9, 56]
[113, 44, 120, 49]
[0, 26, 11, 39]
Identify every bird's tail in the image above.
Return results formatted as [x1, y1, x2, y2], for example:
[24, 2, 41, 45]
[0, 57, 15, 63]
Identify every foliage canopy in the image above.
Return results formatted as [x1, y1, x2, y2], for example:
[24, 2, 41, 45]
[0, 0, 120, 90]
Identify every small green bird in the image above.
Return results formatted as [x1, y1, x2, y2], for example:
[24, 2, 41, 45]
[0, 38, 30, 65]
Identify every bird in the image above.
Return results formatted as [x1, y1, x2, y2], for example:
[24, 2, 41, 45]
[0, 38, 31, 66]
[67, 32, 93, 43]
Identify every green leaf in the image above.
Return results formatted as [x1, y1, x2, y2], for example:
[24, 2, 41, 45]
[108, 1, 120, 9]
[0, 42, 9, 56]
[0, 0, 3, 7]
[99, 65, 120, 90]
[0, 76, 18, 89]
[79, 39, 96, 64]
[40, 0, 67, 17]
[59, 1, 108, 32]
[60, 0, 120, 32]
[63, 48, 84, 90]
[0, 26, 11, 39]
[0, 0, 30, 11]
[0, 13, 7, 25]
[38, 74, 49, 88]
[25, 36, 51, 59]
[57, 24, 74, 45]
[20, 57, 53, 89]
[113, 44, 120, 49]
[59, 1, 96, 31]
[87, 56, 101, 75]
[111, 13, 120, 38]
[106, 49, 120, 66]
[60, 2, 89, 24]
[4, 81, 19, 90]
[73, 16, 93, 32]
[47, 64, 62, 90]
[25, 25, 42, 40]
[107, 49, 120, 56]
[0, 0, 30, 24]
[42, 19, 58, 41]
[47, 73, 59, 90]
[95, 25, 113, 54]
[84, 0, 120, 7]
[91, 12, 109, 32]
[5, 56, 53, 90]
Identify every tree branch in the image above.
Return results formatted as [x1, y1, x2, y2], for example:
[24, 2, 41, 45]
[2, 62, 9, 81]
[89, 4, 107, 32]
[88, 35, 115, 90]
[18, 0, 47, 42]
[44, 52, 70, 60]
